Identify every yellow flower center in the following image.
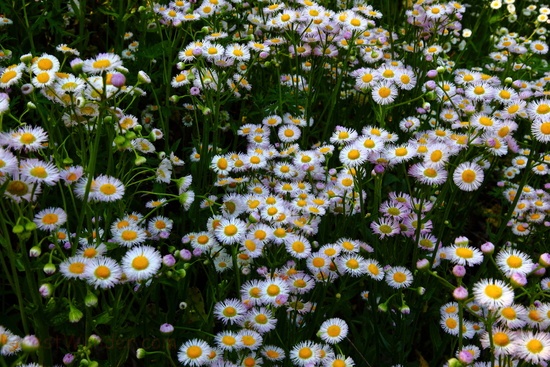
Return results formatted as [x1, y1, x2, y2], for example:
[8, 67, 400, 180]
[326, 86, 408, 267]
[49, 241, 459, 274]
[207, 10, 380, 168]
[42, 213, 59, 224]
[506, 255, 522, 268]
[423, 168, 437, 178]
[121, 230, 138, 241]
[327, 325, 341, 337]
[479, 116, 493, 126]
[461, 169, 476, 183]
[456, 247, 473, 259]
[382, 69, 394, 78]
[446, 318, 457, 329]
[20, 132, 37, 145]
[69, 262, 85, 274]
[493, 332, 510, 346]
[266, 284, 280, 296]
[393, 272, 406, 283]
[187, 346, 202, 359]
[1, 70, 17, 83]
[346, 259, 359, 269]
[100, 183, 117, 195]
[484, 284, 503, 299]
[526, 339, 543, 354]
[36, 72, 51, 84]
[474, 86, 485, 95]
[93, 59, 111, 69]
[7, 180, 29, 196]
[312, 257, 325, 268]
[539, 122, 550, 135]
[95, 265, 111, 279]
[37, 58, 54, 70]
[224, 224, 238, 236]
[537, 104, 550, 115]
[363, 139, 375, 148]
[395, 147, 408, 156]
[281, 14, 291, 22]
[362, 74, 373, 83]
[347, 149, 360, 160]
[298, 347, 313, 359]
[255, 314, 268, 324]
[378, 86, 391, 98]
[368, 264, 379, 275]
[30, 166, 47, 178]
[292, 241, 305, 253]
[83, 248, 97, 258]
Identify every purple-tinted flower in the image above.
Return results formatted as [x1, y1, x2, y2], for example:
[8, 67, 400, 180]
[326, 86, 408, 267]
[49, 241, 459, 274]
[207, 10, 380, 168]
[457, 350, 474, 364]
[426, 69, 438, 78]
[160, 323, 174, 335]
[540, 253, 550, 267]
[180, 249, 193, 260]
[192, 47, 203, 56]
[453, 286, 468, 300]
[374, 164, 385, 174]
[63, 353, 75, 365]
[452, 265, 466, 278]
[21, 335, 40, 352]
[510, 272, 528, 287]
[39, 283, 53, 298]
[481, 242, 495, 254]
[190, 86, 201, 96]
[110, 73, 126, 88]
[192, 248, 202, 257]
[163, 254, 176, 267]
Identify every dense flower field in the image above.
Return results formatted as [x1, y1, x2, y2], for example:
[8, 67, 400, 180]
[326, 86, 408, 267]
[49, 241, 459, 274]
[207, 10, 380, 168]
[1, 0, 550, 366]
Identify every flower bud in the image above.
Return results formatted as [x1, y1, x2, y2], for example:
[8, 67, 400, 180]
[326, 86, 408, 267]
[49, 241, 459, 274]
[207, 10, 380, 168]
[39, 283, 53, 298]
[136, 348, 147, 359]
[134, 156, 147, 166]
[85, 290, 98, 307]
[29, 246, 41, 257]
[88, 334, 101, 347]
[160, 323, 174, 335]
[21, 335, 40, 352]
[43, 263, 56, 275]
[539, 253, 550, 267]
[68, 304, 83, 323]
[63, 353, 75, 365]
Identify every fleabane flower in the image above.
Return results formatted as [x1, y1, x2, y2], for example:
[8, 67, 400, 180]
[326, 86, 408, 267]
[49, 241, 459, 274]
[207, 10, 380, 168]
[33, 207, 67, 231]
[121, 245, 162, 282]
[318, 318, 348, 344]
[473, 278, 514, 310]
[453, 162, 484, 191]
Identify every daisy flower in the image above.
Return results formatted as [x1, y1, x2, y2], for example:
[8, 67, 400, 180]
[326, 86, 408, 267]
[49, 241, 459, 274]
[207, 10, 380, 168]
[371, 82, 398, 105]
[33, 207, 67, 231]
[324, 354, 355, 367]
[440, 313, 461, 336]
[77, 243, 107, 259]
[498, 304, 527, 329]
[338, 253, 368, 277]
[8, 125, 48, 152]
[260, 277, 290, 307]
[214, 330, 241, 351]
[370, 217, 400, 239]
[480, 326, 516, 357]
[87, 175, 122, 202]
[4, 176, 42, 203]
[385, 266, 414, 289]
[0, 63, 25, 88]
[0, 326, 21, 356]
[285, 234, 312, 259]
[339, 144, 368, 167]
[31, 71, 56, 88]
[238, 329, 263, 350]
[59, 256, 89, 280]
[213, 298, 247, 325]
[247, 307, 277, 334]
[19, 158, 60, 186]
[177, 339, 212, 367]
[512, 331, 550, 365]
[453, 162, 484, 191]
[318, 318, 348, 344]
[473, 278, 514, 311]
[85, 256, 122, 289]
[148, 215, 173, 237]
[261, 345, 285, 362]
[121, 245, 162, 282]
[214, 217, 246, 245]
[408, 163, 448, 186]
[495, 248, 534, 277]
[278, 124, 301, 143]
[290, 341, 321, 367]
[364, 259, 385, 280]
[531, 119, 550, 143]
[82, 53, 123, 74]
[448, 245, 484, 267]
